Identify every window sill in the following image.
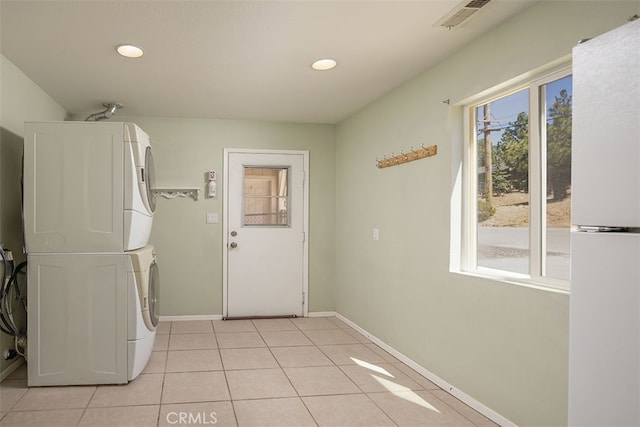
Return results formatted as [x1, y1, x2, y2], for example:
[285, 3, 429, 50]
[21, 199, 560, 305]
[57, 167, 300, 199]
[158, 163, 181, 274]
[452, 269, 570, 295]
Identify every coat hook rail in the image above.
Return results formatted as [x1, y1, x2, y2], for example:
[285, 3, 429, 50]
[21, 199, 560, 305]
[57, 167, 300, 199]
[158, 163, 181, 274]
[376, 144, 437, 169]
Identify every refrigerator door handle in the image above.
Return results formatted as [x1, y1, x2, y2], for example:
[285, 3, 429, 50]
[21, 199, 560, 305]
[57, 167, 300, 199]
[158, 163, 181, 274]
[576, 226, 629, 233]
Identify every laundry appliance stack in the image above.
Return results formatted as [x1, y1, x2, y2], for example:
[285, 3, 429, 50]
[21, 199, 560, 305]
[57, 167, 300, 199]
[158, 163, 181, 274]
[23, 121, 159, 386]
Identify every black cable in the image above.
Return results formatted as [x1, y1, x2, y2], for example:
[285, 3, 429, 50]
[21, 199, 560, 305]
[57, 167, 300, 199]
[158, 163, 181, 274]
[0, 248, 13, 334]
[0, 322, 14, 336]
[10, 262, 28, 312]
[0, 301, 14, 335]
[0, 301, 17, 335]
[0, 259, 26, 336]
[1, 247, 6, 289]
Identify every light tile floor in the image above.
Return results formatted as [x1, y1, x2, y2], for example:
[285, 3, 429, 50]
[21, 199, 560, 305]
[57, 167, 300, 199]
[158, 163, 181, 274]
[0, 317, 499, 426]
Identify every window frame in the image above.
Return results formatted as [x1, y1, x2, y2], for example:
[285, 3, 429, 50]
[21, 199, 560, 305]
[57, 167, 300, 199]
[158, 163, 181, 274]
[460, 64, 572, 292]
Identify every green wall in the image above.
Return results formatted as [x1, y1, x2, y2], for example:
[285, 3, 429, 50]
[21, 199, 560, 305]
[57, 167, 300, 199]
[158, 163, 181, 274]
[334, 2, 638, 426]
[2, 1, 639, 423]
[113, 116, 336, 317]
[0, 55, 67, 375]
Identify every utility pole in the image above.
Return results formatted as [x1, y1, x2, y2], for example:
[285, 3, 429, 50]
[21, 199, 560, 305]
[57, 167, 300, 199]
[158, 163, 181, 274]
[483, 104, 493, 206]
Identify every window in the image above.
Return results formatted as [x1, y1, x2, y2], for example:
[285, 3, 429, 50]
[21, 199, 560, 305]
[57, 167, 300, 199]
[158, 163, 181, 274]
[243, 167, 289, 226]
[462, 67, 572, 289]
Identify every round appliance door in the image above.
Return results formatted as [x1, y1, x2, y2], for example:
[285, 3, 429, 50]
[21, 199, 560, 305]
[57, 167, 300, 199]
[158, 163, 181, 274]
[144, 146, 157, 213]
[148, 259, 159, 328]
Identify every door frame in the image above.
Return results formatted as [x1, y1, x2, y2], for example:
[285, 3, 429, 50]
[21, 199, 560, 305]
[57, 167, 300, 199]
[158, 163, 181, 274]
[222, 148, 309, 318]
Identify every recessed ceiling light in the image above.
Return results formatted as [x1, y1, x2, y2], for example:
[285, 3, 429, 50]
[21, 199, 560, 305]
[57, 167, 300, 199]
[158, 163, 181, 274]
[312, 58, 337, 71]
[116, 44, 144, 58]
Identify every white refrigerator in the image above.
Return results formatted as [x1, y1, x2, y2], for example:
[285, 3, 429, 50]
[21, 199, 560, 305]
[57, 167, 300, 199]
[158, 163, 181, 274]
[568, 19, 640, 426]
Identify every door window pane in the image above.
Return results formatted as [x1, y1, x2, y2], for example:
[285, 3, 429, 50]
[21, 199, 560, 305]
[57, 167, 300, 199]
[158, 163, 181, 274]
[243, 167, 289, 226]
[475, 89, 530, 274]
[544, 75, 572, 280]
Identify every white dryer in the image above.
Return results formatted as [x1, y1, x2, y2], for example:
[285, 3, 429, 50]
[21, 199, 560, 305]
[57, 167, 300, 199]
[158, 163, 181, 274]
[23, 121, 156, 253]
[27, 246, 158, 386]
[127, 245, 159, 380]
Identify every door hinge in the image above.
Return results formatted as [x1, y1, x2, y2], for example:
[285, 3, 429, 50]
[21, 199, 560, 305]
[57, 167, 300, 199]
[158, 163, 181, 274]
[302, 291, 306, 305]
[302, 232, 306, 243]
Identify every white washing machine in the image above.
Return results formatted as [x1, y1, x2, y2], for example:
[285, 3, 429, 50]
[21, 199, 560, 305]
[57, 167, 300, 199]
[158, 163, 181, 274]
[23, 121, 156, 253]
[127, 245, 159, 380]
[27, 246, 158, 386]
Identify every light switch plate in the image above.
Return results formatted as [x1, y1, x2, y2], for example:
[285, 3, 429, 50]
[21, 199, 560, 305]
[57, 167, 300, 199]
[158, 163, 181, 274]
[373, 228, 379, 241]
[206, 213, 219, 224]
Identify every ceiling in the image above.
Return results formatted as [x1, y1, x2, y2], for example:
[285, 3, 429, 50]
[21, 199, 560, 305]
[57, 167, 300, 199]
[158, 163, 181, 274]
[1, 0, 536, 124]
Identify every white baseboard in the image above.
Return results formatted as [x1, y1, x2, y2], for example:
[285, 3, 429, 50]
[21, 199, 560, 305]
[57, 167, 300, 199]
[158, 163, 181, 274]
[159, 314, 223, 321]
[334, 313, 515, 427]
[0, 357, 25, 382]
[161, 313, 335, 321]
[307, 311, 336, 318]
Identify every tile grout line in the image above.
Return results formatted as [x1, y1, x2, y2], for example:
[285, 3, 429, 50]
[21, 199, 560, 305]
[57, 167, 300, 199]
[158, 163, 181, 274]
[257, 318, 325, 427]
[214, 319, 240, 427]
[78, 384, 100, 427]
[1, 318, 491, 426]
[157, 323, 170, 427]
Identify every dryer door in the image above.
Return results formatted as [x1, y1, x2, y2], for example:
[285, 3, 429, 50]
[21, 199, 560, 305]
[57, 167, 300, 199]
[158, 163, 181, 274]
[144, 146, 157, 213]
[148, 259, 159, 328]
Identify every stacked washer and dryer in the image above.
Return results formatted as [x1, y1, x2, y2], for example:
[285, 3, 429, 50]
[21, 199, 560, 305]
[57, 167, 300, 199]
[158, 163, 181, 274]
[23, 121, 159, 386]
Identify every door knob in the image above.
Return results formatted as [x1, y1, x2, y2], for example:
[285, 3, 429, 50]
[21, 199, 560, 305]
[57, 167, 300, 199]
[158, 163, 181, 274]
[230, 242, 238, 249]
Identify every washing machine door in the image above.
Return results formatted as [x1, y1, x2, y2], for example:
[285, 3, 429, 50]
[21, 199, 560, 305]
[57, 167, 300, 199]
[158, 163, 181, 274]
[144, 146, 157, 214]
[148, 258, 159, 328]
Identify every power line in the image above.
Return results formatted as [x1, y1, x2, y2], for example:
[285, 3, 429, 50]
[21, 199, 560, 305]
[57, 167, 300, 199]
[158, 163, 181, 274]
[475, 113, 572, 133]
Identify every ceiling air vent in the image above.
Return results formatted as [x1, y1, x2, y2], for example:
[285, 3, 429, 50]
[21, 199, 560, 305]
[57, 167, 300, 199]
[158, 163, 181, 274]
[435, 0, 492, 29]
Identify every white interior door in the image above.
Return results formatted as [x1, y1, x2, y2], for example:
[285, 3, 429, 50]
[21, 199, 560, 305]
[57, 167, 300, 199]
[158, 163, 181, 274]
[224, 149, 308, 318]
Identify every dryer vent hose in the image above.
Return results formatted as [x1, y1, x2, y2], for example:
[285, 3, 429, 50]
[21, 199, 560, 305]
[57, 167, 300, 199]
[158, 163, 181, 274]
[85, 102, 123, 122]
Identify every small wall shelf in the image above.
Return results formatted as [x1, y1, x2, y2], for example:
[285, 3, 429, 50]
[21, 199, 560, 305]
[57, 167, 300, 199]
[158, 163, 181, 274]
[153, 187, 200, 201]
